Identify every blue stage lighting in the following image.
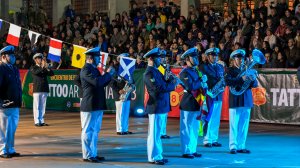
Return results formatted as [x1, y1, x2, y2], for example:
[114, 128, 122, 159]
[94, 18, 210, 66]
[136, 108, 144, 114]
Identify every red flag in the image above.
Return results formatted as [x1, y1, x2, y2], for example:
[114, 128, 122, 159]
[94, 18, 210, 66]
[97, 52, 108, 75]
[6, 23, 21, 46]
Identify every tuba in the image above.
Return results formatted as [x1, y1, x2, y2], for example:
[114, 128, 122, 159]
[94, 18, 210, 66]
[229, 49, 266, 95]
[119, 82, 136, 101]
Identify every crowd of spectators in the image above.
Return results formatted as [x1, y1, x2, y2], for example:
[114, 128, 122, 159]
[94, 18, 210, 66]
[0, 0, 300, 69]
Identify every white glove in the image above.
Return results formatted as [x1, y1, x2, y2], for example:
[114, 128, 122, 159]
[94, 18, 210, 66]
[201, 82, 208, 89]
[107, 66, 116, 76]
[202, 75, 208, 83]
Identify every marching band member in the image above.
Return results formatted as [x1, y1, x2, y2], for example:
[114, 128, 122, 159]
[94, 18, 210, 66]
[0, 46, 22, 158]
[179, 47, 207, 159]
[111, 53, 134, 135]
[160, 50, 171, 139]
[80, 47, 112, 163]
[225, 49, 258, 154]
[30, 53, 54, 127]
[143, 47, 178, 165]
[201, 48, 224, 147]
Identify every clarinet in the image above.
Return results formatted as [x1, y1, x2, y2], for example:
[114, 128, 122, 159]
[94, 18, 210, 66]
[163, 64, 187, 90]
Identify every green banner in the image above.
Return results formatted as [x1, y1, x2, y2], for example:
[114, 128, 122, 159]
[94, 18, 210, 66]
[22, 69, 145, 113]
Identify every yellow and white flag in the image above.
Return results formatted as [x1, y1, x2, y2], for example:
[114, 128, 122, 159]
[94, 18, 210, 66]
[71, 45, 87, 68]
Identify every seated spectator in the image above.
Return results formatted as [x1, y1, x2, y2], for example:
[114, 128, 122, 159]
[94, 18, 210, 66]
[295, 4, 300, 21]
[284, 38, 300, 68]
[272, 51, 287, 68]
[261, 41, 273, 55]
[169, 42, 179, 63]
[250, 29, 263, 50]
[155, 17, 165, 30]
[135, 56, 146, 69]
[173, 54, 183, 67]
[218, 41, 231, 66]
[110, 27, 121, 47]
[272, 45, 281, 61]
[261, 52, 274, 68]
[145, 18, 155, 32]
[97, 35, 108, 52]
[166, 25, 176, 42]
[20, 59, 30, 69]
[233, 28, 245, 47]
[264, 28, 277, 49]
[295, 30, 300, 49]
[275, 18, 287, 38]
[196, 31, 208, 49]
[185, 32, 196, 48]
[210, 24, 222, 44]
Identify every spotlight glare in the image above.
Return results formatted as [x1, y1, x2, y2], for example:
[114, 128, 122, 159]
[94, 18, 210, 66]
[136, 108, 144, 114]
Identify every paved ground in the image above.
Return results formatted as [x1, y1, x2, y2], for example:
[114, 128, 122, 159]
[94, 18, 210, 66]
[1, 109, 300, 168]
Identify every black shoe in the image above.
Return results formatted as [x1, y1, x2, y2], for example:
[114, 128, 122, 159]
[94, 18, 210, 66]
[204, 143, 212, 147]
[182, 154, 194, 159]
[193, 152, 202, 157]
[41, 123, 49, 126]
[95, 156, 105, 161]
[83, 157, 101, 163]
[0, 153, 12, 158]
[160, 135, 171, 139]
[117, 132, 126, 135]
[230, 149, 237, 154]
[125, 131, 133, 134]
[237, 149, 251, 154]
[35, 123, 42, 127]
[212, 142, 222, 147]
[9, 152, 21, 157]
[149, 160, 165, 165]
[162, 158, 168, 163]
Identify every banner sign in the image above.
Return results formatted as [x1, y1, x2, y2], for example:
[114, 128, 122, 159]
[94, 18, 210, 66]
[22, 69, 145, 113]
[252, 69, 300, 125]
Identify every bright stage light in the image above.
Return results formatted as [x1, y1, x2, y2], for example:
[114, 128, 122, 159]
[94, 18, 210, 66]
[136, 108, 144, 114]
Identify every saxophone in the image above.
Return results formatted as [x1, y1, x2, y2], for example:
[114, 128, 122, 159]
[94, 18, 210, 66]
[119, 82, 136, 102]
[206, 76, 226, 98]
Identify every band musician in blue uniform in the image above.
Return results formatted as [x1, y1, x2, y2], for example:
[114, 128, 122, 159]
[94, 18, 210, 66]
[0, 46, 22, 158]
[143, 47, 178, 165]
[179, 47, 207, 159]
[80, 47, 112, 163]
[110, 53, 134, 135]
[225, 49, 258, 154]
[159, 50, 171, 139]
[201, 47, 224, 147]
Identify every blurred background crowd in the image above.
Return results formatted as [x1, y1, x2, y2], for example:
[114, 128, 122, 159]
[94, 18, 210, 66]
[0, 0, 299, 69]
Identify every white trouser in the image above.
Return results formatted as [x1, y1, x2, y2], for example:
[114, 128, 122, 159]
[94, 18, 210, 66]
[160, 113, 168, 136]
[115, 100, 130, 132]
[229, 107, 251, 150]
[0, 108, 19, 155]
[203, 101, 222, 144]
[180, 110, 200, 155]
[147, 113, 164, 162]
[33, 92, 48, 124]
[81, 110, 103, 159]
